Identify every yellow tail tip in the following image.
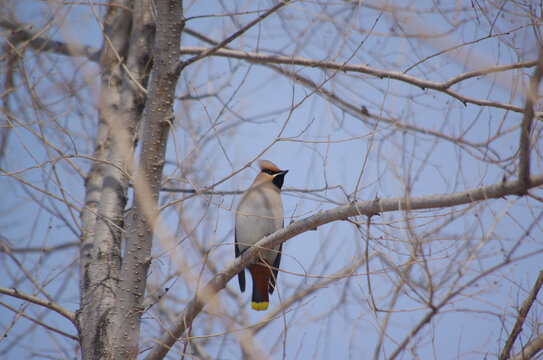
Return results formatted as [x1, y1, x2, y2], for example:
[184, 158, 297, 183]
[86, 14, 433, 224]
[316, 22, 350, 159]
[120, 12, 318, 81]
[251, 301, 269, 311]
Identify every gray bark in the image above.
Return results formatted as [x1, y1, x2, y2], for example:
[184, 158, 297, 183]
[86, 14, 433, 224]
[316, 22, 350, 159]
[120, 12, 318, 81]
[78, 1, 132, 358]
[79, 0, 157, 358]
[110, 0, 184, 358]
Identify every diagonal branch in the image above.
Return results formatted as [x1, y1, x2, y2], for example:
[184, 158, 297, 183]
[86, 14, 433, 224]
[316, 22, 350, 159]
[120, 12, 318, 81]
[144, 173, 543, 360]
[499, 270, 543, 360]
[511, 333, 543, 360]
[179, 1, 290, 70]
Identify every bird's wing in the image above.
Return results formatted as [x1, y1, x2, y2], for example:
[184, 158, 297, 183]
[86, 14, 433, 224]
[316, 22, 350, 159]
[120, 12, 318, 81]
[268, 242, 282, 294]
[235, 231, 246, 292]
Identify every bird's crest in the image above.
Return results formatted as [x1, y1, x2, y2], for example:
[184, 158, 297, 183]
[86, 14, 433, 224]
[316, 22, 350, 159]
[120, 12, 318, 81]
[258, 160, 280, 173]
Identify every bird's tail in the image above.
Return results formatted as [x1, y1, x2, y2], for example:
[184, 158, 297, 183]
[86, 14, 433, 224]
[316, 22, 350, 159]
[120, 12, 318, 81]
[249, 263, 272, 311]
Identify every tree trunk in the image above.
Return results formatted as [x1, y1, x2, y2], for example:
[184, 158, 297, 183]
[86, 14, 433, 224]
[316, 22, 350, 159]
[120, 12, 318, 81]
[110, 0, 184, 358]
[78, 1, 132, 358]
[79, 0, 159, 358]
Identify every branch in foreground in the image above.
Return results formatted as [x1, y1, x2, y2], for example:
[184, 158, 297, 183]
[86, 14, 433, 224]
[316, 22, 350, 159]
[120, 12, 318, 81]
[499, 270, 543, 360]
[511, 333, 543, 360]
[144, 174, 543, 360]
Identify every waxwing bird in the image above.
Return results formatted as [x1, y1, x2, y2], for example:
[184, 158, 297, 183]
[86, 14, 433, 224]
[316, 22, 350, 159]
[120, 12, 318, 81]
[235, 160, 288, 311]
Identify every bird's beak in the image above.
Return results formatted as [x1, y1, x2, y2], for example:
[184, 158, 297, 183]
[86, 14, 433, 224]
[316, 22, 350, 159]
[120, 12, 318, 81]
[280, 169, 289, 175]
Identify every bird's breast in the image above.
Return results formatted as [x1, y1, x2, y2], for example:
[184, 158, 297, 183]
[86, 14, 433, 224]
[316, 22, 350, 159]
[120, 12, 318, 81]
[235, 185, 283, 262]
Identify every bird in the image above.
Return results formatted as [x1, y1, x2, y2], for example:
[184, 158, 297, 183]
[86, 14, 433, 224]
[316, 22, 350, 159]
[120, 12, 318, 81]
[235, 160, 288, 311]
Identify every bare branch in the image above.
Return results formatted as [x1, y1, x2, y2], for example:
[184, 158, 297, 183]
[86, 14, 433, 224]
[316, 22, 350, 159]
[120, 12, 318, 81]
[0, 301, 78, 341]
[181, 27, 494, 163]
[0, 240, 79, 253]
[144, 174, 543, 360]
[499, 270, 543, 360]
[511, 333, 543, 360]
[179, 46, 537, 114]
[180, 1, 290, 70]
[0, 286, 76, 323]
[0, 19, 101, 61]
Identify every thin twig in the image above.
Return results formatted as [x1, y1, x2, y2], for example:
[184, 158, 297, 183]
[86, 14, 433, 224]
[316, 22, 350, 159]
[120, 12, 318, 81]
[179, 1, 290, 70]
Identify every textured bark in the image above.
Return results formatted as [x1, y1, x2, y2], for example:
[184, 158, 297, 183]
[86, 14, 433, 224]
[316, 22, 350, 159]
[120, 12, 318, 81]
[79, 0, 156, 358]
[78, 1, 133, 358]
[110, 0, 184, 358]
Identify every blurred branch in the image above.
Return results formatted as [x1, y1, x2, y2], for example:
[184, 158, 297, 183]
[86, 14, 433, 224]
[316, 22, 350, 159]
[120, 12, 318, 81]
[511, 333, 543, 360]
[144, 173, 543, 360]
[518, 48, 543, 192]
[0, 19, 101, 61]
[0, 54, 15, 162]
[0, 286, 76, 323]
[499, 270, 543, 360]
[179, 46, 538, 115]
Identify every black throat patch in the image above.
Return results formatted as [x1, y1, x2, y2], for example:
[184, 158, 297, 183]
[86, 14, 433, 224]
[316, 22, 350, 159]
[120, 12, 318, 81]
[272, 173, 285, 189]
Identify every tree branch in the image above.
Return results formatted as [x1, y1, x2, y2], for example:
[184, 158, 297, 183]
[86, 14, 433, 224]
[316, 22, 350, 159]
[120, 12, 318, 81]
[0, 286, 76, 323]
[179, 46, 539, 114]
[144, 174, 543, 360]
[511, 333, 543, 360]
[0, 19, 101, 61]
[0, 301, 78, 341]
[181, 28, 495, 153]
[179, 0, 290, 70]
[499, 270, 543, 360]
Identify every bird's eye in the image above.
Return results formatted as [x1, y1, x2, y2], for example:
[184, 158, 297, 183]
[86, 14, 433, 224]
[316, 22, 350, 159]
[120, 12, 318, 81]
[262, 169, 274, 175]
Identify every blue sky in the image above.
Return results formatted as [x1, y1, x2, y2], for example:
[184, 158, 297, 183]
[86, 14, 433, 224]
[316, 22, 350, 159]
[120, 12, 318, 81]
[1, 1, 542, 359]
